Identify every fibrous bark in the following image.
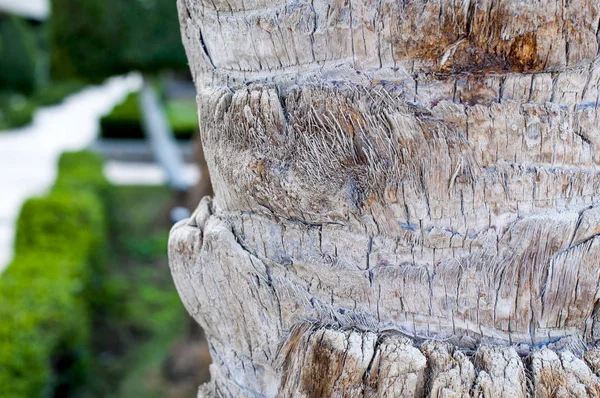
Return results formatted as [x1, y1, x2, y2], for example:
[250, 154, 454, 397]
[169, 0, 600, 395]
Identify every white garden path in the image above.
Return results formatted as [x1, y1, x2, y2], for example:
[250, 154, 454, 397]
[0, 75, 141, 273]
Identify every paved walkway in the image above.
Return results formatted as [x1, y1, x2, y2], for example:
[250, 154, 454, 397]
[104, 161, 199, 186]
[0, 75, 141, 273]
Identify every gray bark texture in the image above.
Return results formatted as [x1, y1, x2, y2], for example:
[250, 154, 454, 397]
[168, 0, 600, 395]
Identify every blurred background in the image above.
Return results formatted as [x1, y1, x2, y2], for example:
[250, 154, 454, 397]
[0, 0, 213, 397]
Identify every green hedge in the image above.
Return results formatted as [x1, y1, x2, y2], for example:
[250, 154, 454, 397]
[100, 92, 197, 140]
[0, 151, 111, 398]
[54, 151, 112, 202]
[50, 0, 187, 81]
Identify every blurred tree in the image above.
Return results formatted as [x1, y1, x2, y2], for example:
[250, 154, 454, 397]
[49, 0, 188, 80]
[50, 0, 191, 190]
[0, 15, 43, 94]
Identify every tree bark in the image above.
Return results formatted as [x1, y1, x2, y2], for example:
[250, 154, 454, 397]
[169, 0, 600, 395]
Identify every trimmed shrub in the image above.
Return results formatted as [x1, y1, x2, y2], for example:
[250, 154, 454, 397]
[0, 151, 111, 398]
[14, 191, 104, 256]
[54, 150, 111, 200]
[0, 254, 89, 397]
[50, 0, 188, 81]
[0, 93, 36, 130]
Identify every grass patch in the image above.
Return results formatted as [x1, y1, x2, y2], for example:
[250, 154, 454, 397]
[165, 98, 198, 140]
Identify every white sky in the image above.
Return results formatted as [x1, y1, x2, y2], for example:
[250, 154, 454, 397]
[0, 0, 49, 20]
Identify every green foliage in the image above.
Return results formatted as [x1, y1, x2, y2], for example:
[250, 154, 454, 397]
[15, 191, 104, 256]
[70, 184, 189, 398]
[100, 92, 197, 140]
[54, 150, 112, 200]
[50, 0, 188, 81]
[0, 151, 111, 398]
[33, 80, 86, 107]
[57, 150, 106, 175]
[99, 92, 143, 138]
[0, 153, 189, 398]
[0, 92, 36, 130]
[0, 15, 43, 94]
[165, 99, 199, 139]
[0, 15, 85, 131]
[0, 82, 86, 131]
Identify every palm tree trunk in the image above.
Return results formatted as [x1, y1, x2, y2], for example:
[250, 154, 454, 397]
[169, 0, 600, 395]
